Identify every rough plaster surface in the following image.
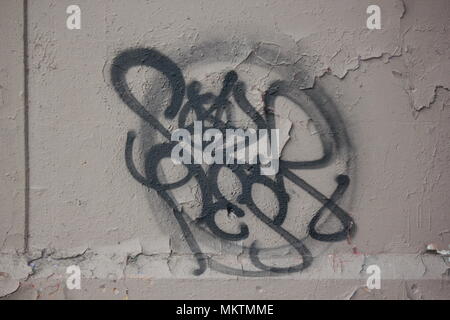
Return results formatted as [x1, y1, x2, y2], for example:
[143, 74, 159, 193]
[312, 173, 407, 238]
[0, 0, 449, 299]
[0, 0, 26, 253]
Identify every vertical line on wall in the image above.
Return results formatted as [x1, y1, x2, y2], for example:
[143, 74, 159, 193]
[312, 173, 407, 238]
[23, 0, 30, 253]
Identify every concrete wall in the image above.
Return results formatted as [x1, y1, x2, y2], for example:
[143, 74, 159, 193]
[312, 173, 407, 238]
[1, 0, 449, 299]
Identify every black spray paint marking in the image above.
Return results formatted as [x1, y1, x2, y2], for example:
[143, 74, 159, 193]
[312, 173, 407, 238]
[111, 47, 355, 276]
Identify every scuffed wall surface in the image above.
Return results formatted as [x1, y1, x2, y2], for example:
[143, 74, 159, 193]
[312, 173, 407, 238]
[0, 0, 26, 253]
[0, 0, 449, 299]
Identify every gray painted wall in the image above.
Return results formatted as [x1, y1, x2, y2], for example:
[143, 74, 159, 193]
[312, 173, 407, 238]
[0, 0, 449, 299]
